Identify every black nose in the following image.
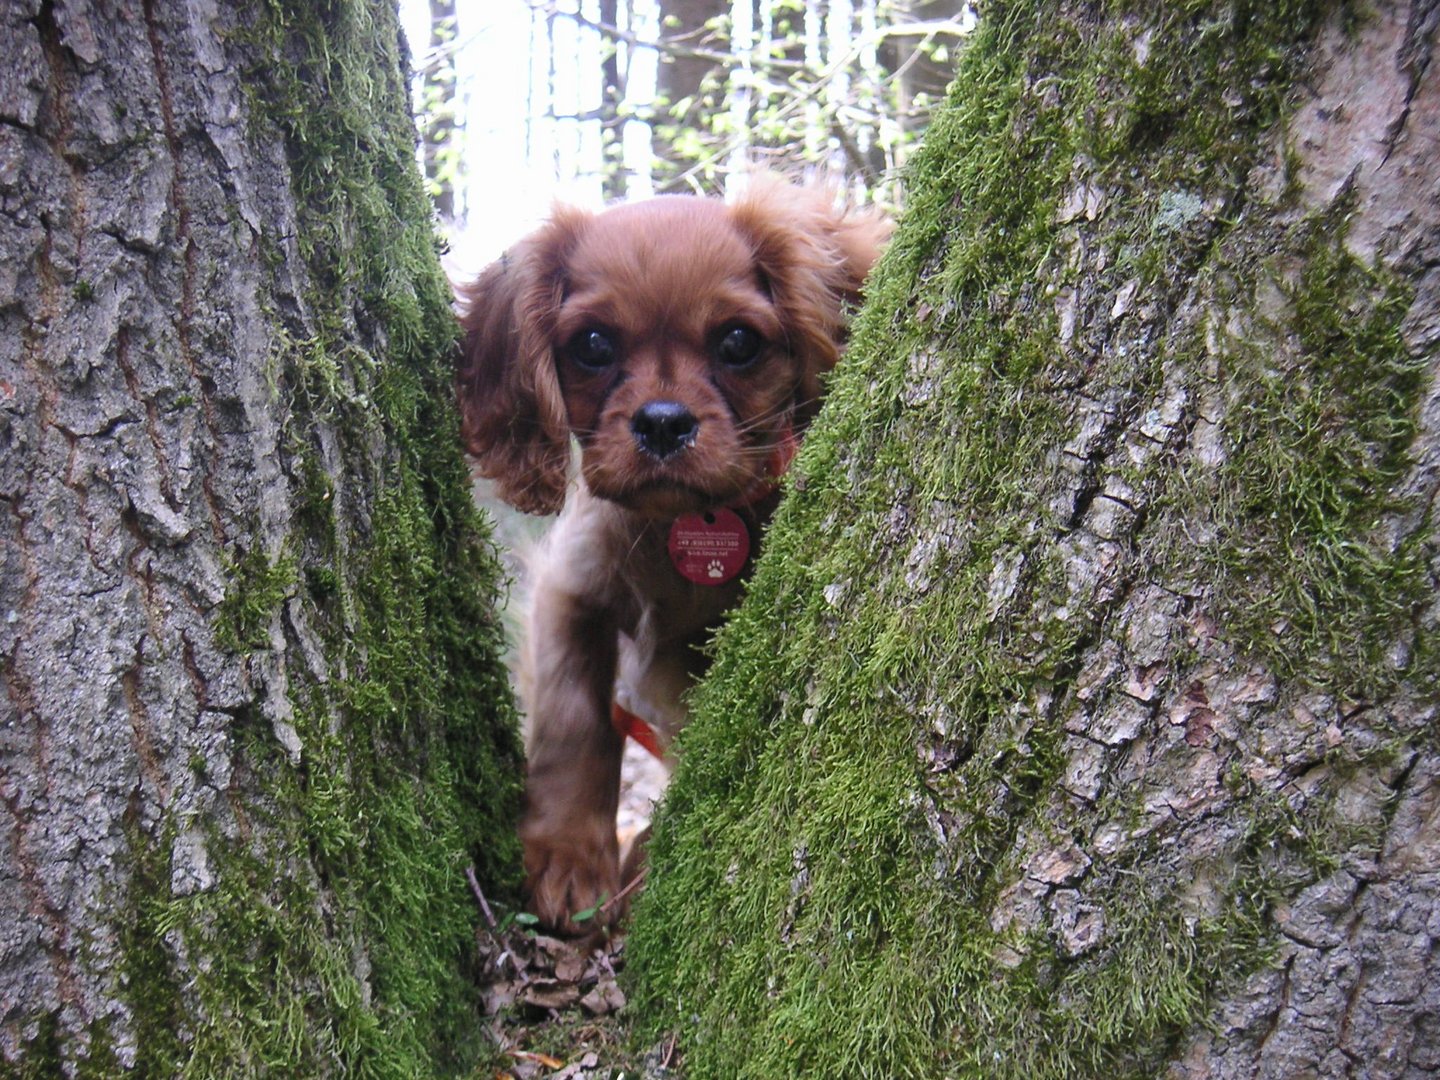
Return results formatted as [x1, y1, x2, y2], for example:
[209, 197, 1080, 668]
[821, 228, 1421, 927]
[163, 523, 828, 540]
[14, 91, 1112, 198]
[631, 400, 698, 460]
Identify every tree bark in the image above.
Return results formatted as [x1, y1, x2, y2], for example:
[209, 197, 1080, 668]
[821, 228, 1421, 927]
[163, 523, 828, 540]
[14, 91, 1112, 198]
[1, 0, 521, 1074]
[652, 0, 728, 186]
[598, 0, 626, 201]
[628, 1, 1439, 1077]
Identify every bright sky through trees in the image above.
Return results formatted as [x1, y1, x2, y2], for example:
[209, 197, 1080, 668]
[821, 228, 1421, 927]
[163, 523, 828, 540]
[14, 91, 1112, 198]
[398, 1, 973, 276]
[400, 0, 661, 276]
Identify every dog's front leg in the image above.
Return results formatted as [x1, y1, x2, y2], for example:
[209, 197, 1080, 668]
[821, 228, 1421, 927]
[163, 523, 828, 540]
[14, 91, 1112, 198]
[519, 583, 624, 933]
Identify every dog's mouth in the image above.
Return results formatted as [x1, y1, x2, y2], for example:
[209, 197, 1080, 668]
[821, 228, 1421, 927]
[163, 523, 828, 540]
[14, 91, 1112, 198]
[587, 470, 755, 519]
[581, 447, 775, 519]
[577, 398, 796, 519]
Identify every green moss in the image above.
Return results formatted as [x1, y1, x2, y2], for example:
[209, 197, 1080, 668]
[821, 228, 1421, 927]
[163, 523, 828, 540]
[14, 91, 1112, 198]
[215, 544, 297, 653]
[5, 1012, 123, 1080]
[1177, 210, 1432, 698]
[113, 819, 189, 1077]
[627, 2, 1429, 1077]
[136, 723, 502, 1077]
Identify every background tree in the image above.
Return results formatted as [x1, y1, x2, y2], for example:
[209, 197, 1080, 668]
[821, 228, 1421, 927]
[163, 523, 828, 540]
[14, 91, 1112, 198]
[0, 0, 521, 1074]
[648, 0, 974, 195]
[628, 1, 1439, 1076]
[652, 0, 730, 183]
[595, 0, 633, 200]
[471, 0, 971, 207]
[878, 0, 968, 150]
[419, 0, 463, 223]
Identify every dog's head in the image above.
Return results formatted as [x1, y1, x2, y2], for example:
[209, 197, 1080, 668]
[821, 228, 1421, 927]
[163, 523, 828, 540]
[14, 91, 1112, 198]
[457, 176, 890, 517]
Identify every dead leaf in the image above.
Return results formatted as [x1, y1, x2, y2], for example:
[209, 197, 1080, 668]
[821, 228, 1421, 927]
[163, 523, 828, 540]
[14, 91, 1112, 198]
[521, 979, 582, 1012]
[549, 1051, 602, 1078]
[579, 980, 627, 1016]
[508, 1049, 565, 1069]
[554, 951, 586, 983]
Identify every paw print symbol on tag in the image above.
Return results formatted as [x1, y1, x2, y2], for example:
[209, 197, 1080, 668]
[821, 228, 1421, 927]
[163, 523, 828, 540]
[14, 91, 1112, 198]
[668, 508, 751, 586]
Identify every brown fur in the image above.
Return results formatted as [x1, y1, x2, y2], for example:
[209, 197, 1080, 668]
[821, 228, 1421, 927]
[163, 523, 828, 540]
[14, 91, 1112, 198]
[457, 176, 889, 932]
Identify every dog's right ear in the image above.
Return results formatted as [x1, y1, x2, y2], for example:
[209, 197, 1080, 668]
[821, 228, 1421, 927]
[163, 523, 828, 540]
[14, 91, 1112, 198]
[456, 208, 590, 515]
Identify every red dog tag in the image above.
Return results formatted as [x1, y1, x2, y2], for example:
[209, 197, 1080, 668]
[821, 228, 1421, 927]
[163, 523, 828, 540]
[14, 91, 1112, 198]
[668, 508, 750, 585]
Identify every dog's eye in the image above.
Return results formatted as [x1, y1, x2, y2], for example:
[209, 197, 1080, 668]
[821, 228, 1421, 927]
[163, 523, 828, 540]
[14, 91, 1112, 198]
[567, 329, 618, 370]
[716, 326, 763, 367]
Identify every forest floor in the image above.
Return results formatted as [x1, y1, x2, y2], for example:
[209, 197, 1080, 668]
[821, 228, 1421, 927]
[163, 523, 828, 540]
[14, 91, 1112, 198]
[473, 722, 678, 1079]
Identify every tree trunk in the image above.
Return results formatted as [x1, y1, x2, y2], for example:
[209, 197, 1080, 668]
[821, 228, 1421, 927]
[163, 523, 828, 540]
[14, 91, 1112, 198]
[420, 0, 461, 223]
[628, 1, 1439, 1077]
[598, 0, 626, 201]
[652, 0, 728, 186]
[1, 1, 521, 1074]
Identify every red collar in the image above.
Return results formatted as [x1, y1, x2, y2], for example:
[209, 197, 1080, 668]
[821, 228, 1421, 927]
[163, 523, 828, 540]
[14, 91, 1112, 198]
[730, 420, 799, 509]
[611, 701, 665, 759]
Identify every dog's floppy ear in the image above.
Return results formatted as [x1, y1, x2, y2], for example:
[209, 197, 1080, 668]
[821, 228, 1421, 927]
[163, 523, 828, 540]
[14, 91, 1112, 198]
[728, 175, 891, 424]
[456, 208, 590, 515]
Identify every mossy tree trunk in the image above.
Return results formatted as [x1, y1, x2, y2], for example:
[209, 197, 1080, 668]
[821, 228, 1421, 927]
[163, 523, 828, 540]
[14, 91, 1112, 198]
[629, 2, 1439, 1077]
[1, 1, 521, 1075]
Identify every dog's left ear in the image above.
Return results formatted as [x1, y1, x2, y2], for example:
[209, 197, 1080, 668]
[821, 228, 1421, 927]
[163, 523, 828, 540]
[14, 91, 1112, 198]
[728, 176, 892, 422]
[456, 208, 591, 515]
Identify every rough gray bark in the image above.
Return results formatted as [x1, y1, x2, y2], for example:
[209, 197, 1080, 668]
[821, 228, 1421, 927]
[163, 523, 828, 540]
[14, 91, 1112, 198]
[0, 0, 519, 1073]
[628, 2, 1440, 1077]
[1164, 6, 1440, 1071]
[3, 0, 286, 1052]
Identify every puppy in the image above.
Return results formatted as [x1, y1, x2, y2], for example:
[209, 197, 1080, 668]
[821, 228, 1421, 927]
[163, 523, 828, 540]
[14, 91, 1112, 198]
[457, 176, 889, 932]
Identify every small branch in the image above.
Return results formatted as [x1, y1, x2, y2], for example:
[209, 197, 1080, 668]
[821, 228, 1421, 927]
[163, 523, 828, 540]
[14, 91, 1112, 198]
[465, 864, 497, 929]
[526, 0, 809, 72]
[598, 868, 647, 914]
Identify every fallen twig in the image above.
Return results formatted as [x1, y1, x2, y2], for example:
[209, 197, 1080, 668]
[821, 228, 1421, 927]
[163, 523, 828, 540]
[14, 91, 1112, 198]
[465, 864, 497, 929]
[662, 1031, 678, 1068]
[598, 869, 647, 914]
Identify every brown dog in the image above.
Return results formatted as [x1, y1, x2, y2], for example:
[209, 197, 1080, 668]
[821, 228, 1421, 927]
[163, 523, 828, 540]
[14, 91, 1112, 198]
[457, 176, 888, 932]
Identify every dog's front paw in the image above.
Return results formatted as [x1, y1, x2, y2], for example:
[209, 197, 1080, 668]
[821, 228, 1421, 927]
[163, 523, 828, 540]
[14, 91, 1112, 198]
[521, 825, 621, 935]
